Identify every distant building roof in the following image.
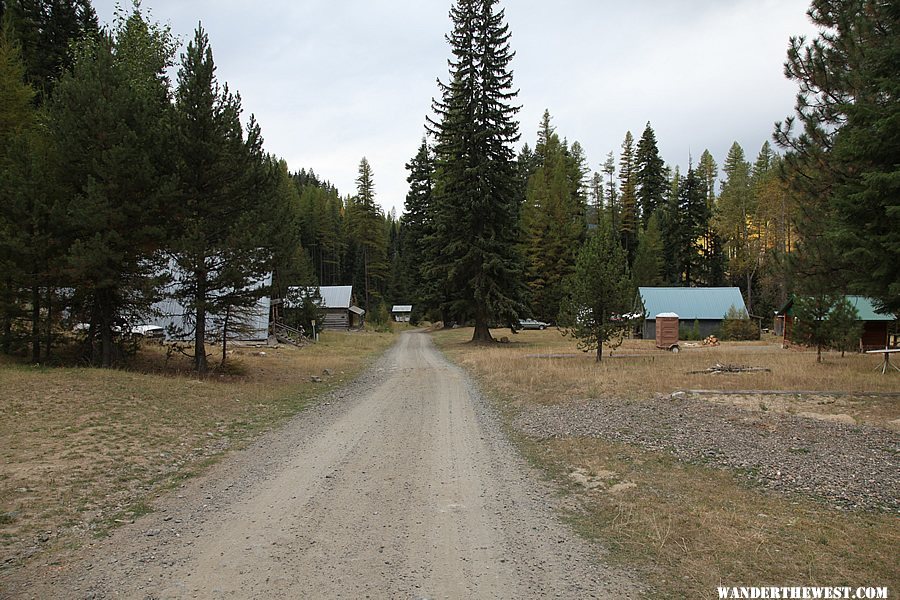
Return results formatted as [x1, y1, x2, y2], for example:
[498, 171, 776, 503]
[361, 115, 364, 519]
[285, 285, 352, 310]
[392, 305, 412, 313]
[318, 286, 353, 309]
[638, 287, 747, 320]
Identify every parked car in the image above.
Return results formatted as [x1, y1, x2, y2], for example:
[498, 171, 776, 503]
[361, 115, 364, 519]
[129, 324, 165, 339]
[518, 318, 550, 330]
[72, 323, 165, 340]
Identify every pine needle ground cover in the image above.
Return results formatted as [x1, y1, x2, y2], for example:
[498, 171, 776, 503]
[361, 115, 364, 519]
[433, 328, 899, 599]
[0, 331, 394, 579]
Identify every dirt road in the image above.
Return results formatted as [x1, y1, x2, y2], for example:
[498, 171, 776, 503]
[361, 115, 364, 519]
[15, 332, 635, 599]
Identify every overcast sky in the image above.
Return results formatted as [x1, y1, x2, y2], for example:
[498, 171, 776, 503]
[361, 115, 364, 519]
[91, 0, 819, 215]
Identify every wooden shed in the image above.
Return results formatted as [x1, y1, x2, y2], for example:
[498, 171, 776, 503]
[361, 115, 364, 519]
[391, 305, 413, 322]
[284, 285, 365, 331]
[775, 296, 896, 351]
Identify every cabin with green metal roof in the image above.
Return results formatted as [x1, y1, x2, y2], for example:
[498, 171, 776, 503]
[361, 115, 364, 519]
[775, 296, 896, 350]
[635, 287, 749, 339]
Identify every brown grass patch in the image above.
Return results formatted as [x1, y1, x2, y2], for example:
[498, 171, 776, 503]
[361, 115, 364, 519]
[432, 327, 900, 598]
[534, 436, 899, 599]
[433, 328, 900, 428]
[0, 331, 394, 573]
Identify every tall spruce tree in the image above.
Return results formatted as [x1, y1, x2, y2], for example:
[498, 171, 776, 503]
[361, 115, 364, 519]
[427, 0, 525, 342]
[401, 138, 435, 316]
[775, 0, 899, 313]
[170, 24, 274, 374]
[347, 156, 388, 313]
[635, 122, 666, 228]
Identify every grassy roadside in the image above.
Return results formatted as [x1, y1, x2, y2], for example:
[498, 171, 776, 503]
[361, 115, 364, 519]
[0, 330, 395, 574]
[432, 327, 900, 599]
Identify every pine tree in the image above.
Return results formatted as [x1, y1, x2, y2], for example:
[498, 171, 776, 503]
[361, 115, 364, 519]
[659, 165, 681, 283]
[792, 293, 840, 363]
[0, 19, 42, 358]
[775, 0, 899, 313]
[671, 166, 709, 286]
[4, 0, 98, 102]
[521, 112, 585, 322]
[401, 138, 435, 314]
[47, 6, 175, 367]
[427, 0, 525, 342]
[170, 25, 274, 374]
[697, 149, 718, 207]
[588, 171, 602, 228]
[348, 156, 388, 313]
[694, 149, 727, 287]
[635, 122, 666, 228]
[715, 142, 758, 307]
[602, 151, 618, 236]
[631, 212, 664, 287]
[269, 160, 314, 303]
[558, 228, 633, 362]
[618, 131, 638, 261]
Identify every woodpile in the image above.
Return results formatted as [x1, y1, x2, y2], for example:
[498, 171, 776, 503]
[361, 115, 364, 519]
[702, 335, 720, 346]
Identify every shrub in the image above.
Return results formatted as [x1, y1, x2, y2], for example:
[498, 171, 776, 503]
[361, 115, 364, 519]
[719, 304, 760, 341]
[679, 320, 702, 341]
[366, 303, 392, 333]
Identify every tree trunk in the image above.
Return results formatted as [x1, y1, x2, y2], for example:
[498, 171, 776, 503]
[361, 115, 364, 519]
[194, 266, 209, 375]
[97, 289, 115, 368]
[596, 342, 603, 362]
[746, 271, 753, 315]
[221, 305, 230, 367]
[30, 285, 40, 364]
[364, 247, 370, 315]
[2, 276, 13, 355]
[44, 288, 52, 362]
[471, 307, 493, 343]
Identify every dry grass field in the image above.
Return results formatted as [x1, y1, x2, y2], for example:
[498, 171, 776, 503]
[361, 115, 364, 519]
[0, 331, 394, 575]
[433, 327, 900, 599]
[435, 328, 900, 427]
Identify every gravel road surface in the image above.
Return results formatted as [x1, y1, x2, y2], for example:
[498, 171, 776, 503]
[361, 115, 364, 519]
[13, 332, 636, 599]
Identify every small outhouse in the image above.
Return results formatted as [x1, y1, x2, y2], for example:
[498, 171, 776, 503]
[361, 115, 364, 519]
[655, 312, 680, 352]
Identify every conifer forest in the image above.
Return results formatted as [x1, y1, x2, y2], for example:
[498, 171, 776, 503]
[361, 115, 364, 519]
[0, 0, 897, 363]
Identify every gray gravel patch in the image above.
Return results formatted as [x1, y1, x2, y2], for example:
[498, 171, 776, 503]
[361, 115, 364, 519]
[515, 394, 899, 513]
